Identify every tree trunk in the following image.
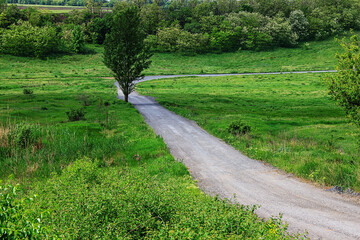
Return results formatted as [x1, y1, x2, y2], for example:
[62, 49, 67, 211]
[124, 93, 128, 102]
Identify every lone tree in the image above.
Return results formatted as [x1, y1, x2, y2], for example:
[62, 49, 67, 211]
[324, 33, 360, 126]
[104, 6, 152, 102]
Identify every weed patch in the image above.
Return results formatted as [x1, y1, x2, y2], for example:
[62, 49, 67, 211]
[227, 120, 251, 136]
[66, 107, 86, 121]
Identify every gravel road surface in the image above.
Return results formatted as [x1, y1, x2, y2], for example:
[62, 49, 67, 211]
[115, 72, 360, 239]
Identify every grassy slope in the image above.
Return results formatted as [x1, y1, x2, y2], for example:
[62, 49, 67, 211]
[0, 37, 342, 81]
[137, 74, 360, 191]
[146, 40, 339, 75]
[0, 76, 160, 180]
[0, 36, 351, 237]
[0, 61, 300, 238]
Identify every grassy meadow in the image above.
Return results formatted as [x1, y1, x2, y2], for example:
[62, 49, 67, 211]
[146, 39, 340, 75]
[137, 74, 360, 191]
[0, 36, 343, 81]
[0, 51, 305, 237]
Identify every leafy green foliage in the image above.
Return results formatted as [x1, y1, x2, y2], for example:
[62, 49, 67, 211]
[289, 10, 309, 41]
[0, 0, 6, 14]
[227, 121, 251, 136]
[0, 184, 46, 239]
[88, 13, 112, 44]
[156, 26, 209, 53]
[325, 33, 360, 126]
[23, 88, 33, 95]
[104, 6, 152, 102]
[28, 158, 301, 239]
[1, 0, 360, 54]
[70, 25, 85, 53]
[0, 4, 20, 28]
[66, 107, 86, 121]
[0, 21, 61, 58]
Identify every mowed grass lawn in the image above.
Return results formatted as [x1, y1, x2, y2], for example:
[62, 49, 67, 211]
[137, 74, 360, 191]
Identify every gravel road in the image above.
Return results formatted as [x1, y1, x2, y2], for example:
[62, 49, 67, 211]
[115, 72, 360, 239]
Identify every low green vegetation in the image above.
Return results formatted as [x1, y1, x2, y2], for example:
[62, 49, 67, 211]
[0, 70, 302, 238]
[0, 36, 344, 81]
[325, 34, 360, 128]
[146, 38, 340, 75]
[137, 73, 360, 191]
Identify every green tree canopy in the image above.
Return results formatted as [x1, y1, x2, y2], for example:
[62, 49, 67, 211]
[0, 0, 6, 14]
[103, 5, 152, 102]
[325, 33, 360, 126]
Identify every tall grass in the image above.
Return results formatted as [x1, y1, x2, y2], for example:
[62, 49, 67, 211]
[0, 75, 304, 239]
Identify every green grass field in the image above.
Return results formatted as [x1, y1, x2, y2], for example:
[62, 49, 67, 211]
[0, 56, 301, 238]
[0, 35, 353, 238]
[145, 39, 340, 75]
[137, 74, 360, 191]
[0, 36, 344, 81]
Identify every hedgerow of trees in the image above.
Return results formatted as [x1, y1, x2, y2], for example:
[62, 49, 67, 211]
[1, 0, 360, 57]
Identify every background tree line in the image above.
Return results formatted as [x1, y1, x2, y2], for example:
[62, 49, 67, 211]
[0, 0, 360, 57]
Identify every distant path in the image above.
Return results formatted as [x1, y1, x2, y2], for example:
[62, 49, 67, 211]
[116, 70, 360, 239]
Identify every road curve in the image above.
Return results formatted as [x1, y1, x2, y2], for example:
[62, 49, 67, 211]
[115, 72, 360, 240]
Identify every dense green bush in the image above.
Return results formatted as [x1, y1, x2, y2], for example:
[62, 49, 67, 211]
[0, 4, 20, 28]
[227, 120, 251, 136]
[289, 10, 309, 41]
[71, 25, 85, 53]
[23, 88, 34, 95]
[88, 13, 112, 44]
[155, 26, 181, 52]
[2, 0, 360, 54]
[0, 184, 46, 239]
[266, 17, 298, 47]
[324, 33, 360, 126]
[28, 158, 300, 239]
[0, 21, 61, 58]
[245, 30, 273, 51]
[156, 26, 209, 53]
[66, 107, 86, 121]
[210, 29, 242, 52]
[61, 24, 87, 53]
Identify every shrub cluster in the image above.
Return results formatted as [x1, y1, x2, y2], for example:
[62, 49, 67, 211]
[24, 158, 301, 239]
[0, 5, 89, 57]
[66, 107, 86, 121]
[1, 0, 360, 57]
[227, 120, 251, 136]
[143, 0, 360, 53]
[0, 21, 60, 58]
[0, 184, 46, 239]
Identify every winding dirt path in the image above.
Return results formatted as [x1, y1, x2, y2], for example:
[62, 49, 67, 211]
[116, 72, 360, 239]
